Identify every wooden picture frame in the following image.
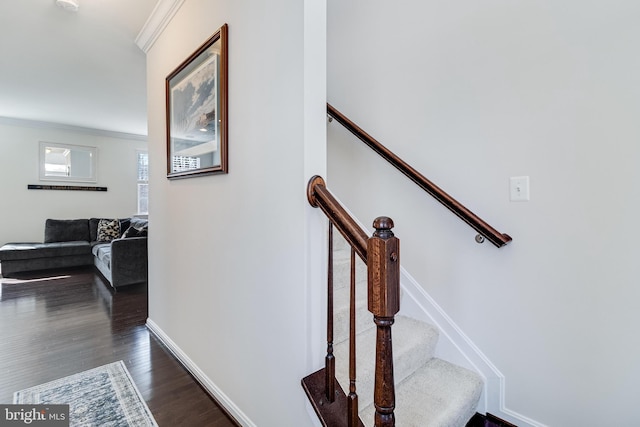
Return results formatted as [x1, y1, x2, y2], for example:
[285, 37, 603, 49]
[166, 24, 228, 179]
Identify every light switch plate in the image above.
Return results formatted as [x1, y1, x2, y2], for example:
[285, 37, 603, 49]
[510, 176, 530, 201]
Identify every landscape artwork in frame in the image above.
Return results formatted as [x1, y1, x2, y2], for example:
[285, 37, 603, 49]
[166, 24, 228, 179]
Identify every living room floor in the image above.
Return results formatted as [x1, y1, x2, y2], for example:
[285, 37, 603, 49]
[0, 267, 238, 427]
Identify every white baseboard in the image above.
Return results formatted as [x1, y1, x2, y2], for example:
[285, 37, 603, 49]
[145, 319, 257, 427]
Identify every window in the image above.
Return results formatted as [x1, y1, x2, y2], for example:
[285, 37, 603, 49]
[137, 151, 149, 214]
[39, 142, 98, 183]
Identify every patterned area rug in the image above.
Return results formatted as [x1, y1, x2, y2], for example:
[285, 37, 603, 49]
[14, 361, 158, 427]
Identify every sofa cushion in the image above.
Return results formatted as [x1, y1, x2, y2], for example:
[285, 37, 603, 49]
[92, 243, 112, 269]
[0, 241, 91, 261]
[89, 218, 100, 242]
[44, 219, 90, 243]
[97, 219, 120, 242]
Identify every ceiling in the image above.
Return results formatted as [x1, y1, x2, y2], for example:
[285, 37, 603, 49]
[0, 0, 158, 137]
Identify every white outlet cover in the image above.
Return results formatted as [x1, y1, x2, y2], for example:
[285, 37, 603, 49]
[510, 176, 530, 201]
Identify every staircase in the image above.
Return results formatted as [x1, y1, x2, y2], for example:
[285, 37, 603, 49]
[303, 104, 511, 427]
[331, 231, 483, 426]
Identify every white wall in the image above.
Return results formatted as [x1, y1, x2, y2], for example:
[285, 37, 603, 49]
[0, 121, 146, 245]
[327, 1, 640, 426]
[145, 1, 325, 425]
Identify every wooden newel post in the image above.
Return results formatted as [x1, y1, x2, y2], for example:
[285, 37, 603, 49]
[367, 216, 400, 427]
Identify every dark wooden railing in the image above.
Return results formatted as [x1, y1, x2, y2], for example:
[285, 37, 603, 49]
[307, 175, 368, 261]
[327, 103, 512, 248]
[303, 176, 399, 427]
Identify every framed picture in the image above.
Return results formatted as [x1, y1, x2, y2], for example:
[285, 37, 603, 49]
[166, 24, 228, 179]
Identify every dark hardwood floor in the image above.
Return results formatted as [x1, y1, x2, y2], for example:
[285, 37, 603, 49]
[0, 267, 238, 427]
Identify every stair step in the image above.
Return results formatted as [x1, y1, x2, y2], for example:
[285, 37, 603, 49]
[332, 264, 403, 345]
[332, 251, 367, 290]
[359, 358, 483, 427]
[326, 222, 482, 427]
[333, 281, 373, 345]
[301, 368, 365, 427]
[332, 230, 367, 290]
[334, 315, 439, 411]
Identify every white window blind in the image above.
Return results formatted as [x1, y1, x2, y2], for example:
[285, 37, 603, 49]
[137, 151, 149, 214]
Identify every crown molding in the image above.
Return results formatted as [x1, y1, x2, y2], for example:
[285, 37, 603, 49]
[135, 0, 186, 53]
[0, 116, 147, 142]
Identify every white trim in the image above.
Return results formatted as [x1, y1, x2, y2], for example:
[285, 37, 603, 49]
[399, 271, 498, 412]
[399, 271, 547, 427]
[39, 141, 98, 183]
[135, 0, 186, 53]
[0, 116, 147, 141]
[145, 319, 257, 427]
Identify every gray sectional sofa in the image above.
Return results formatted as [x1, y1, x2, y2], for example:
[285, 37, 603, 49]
[0, 217, 148, 288]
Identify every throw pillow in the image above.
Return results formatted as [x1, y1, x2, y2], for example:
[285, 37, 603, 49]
[97, 219, 121, 242]
[122, 224, 148, 238]
[119, 218, 131, 237]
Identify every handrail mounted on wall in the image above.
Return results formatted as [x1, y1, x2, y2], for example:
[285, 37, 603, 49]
[327, 103, 512, 248]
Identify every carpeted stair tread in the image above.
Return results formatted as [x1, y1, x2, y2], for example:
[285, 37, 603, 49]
[334, 315, 439, 410]
[329, 225, 482, 427]
[359, 358, 483, 427]
[332, 254, 367, 290]
[332, 232, 367, 290]
[333, 283, 374, 344]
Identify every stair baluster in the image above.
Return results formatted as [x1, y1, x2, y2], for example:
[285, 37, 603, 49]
[367, 217, 400, 427]
[347, 248, 359, 427]
[325, 223, 336, 403]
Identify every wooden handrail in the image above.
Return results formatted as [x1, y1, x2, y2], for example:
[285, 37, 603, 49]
[327, 103, 512, 248]
[308, 175, 368, 262]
